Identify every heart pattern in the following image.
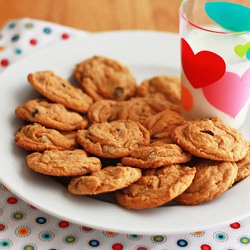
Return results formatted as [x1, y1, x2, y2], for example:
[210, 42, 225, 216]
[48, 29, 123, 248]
[202, 69, 250, 118]
[181, 38, 226, 89]
[234, 42, 250, 60]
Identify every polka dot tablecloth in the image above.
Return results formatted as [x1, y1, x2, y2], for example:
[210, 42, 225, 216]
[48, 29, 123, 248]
[0, 18, 250, 250]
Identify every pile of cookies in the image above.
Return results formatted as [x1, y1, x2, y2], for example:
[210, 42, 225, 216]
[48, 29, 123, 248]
[15, 55, 250, 210]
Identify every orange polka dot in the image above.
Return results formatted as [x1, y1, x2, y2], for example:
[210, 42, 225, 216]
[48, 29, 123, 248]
[0, 46, 4, 51]
[181, 84, 193, 111]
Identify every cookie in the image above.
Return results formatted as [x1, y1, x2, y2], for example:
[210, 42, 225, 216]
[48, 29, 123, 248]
[87, 99, 122, 123]
[28, 71, 93, 113]
[172, 117, 248, 161]
[136, 75, 181, 104]
[121, 144, 192, 168]
[235, 144, 250, 183]
[74, 55, 137, 101]
[117, 97, 179, 126]
[115, 164, 196, 209]
[175, 160, 238, 205]
[15, 98, 88, 131]
[15, 123, 79, 151]
[68, 166, 142, 195]
[143, 108, 185, 141]
[77, 120, 150, 158]
[26, 149, 102, 176]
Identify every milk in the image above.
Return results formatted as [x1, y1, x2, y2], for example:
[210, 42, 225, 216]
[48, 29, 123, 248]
[181, 25, 250, 129]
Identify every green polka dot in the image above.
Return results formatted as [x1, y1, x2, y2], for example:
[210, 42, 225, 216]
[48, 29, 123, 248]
[25, 23, 34, 29]
[15, 48, 22, 55]
[8, 22, 16, 29]
[240, 236, 250, 245]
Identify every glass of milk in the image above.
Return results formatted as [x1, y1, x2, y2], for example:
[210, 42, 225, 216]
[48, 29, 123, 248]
[179, 0, 250, 129]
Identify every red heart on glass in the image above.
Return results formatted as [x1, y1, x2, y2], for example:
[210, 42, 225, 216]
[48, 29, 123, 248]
[181, 38, 226, 89]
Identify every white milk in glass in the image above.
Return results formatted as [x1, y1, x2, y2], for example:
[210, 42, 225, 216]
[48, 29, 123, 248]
[181, 25, 250, 129]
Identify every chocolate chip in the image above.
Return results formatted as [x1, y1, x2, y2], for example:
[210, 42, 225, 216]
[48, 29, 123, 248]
[31, 108, 39, 117]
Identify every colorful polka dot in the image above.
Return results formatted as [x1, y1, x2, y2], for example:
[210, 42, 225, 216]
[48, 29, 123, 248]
[80, 226, 94, 233]
[11, 211, 26, 221]
[21, 244, 36, 250]
[15, 48, 22, 55]
[88, 239, 100, 247]
[0, 223, 7, 232]
[151, 235, 167, 244]
[127, 234, 142, 241]
[25, 23, 34, 29]
[0, 239, 12, 248]
[177, 239, 189, 247]
[63, 234, 78, 244]
[191, 231, 205, 237]
[134, 246, 149, 250]
[6, 197, 18, 204]
[58, 220, 70, 228]
[230, 222, 241, 229]
[239, 236, 250, 245]
[0, 46, 4, 51]
[15, 226, 31, 237]
[43, 27, 52, 34]
[35, 216, 48, 225]
[214, 231, 228, 242]
[112, 243, 124, 250]
[200, 244, 212, 250]
[103, 231, 118, 237]
[61, 33, 69, 39]
[38, 231, 55, 241]
[1, 59, 9, 67]
[8, 22, 16, 29]
[11, 34, 20, 42]
[29, 39, 37, 46]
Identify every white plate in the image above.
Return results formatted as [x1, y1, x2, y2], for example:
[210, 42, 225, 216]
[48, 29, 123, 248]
[1, 31, 250, 235]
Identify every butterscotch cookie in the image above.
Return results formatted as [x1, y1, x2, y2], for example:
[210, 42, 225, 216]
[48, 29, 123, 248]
[15, 123, 78, 151]
[26, 149, 101, 176]
[115, 164, 196, 209]
[74, 55, 137, 101]
[77, 120, 150, 158]
[117, 97, 179, 126]
[136, 75, 181, 104]
[143, 108, 185, 140]
[235, 144, 250, 183]
[172, 117, 248, 161]
[121, 144, 191, 168]
[15, 98, 88, 131]
[87, 99, 122, 123]
[28, 71, 93, 113]
[175, 161, 238, 205]
[68, 166, 142, 195]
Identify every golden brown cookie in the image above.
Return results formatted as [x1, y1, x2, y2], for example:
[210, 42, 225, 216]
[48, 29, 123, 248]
[74, 55, 137, 101]
[136, 75, 181, 104]
[26, 149, 102, 176]
[117, 97, 179, 125]
[175, 160, 238, 205]
[87, 99, 122, 123]
[143, 108, 185, 141]
[235, 144, 250, 183]
[28, 71, 93, 113]
[77, 120, 150, 158]
[15, 123, 79, 151]
[115, 164, 196, 209]
[15, 98, 88, 131]
[172, 117, 248, 161]
[68, 166, 142, 195]
[121, 144, 192, 168]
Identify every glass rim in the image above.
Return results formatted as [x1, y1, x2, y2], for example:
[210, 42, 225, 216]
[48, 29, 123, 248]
[179, 0, 248, 35]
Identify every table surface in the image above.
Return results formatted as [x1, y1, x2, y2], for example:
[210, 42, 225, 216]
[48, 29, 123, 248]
[0, 0, 181, 33]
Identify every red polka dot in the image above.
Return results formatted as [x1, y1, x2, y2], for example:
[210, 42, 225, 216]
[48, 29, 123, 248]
[230, 222, 241, 229]
[58, 220, 70, 228]
[200, 244, 212, 250]
[112, 243, 124, 250]
[7, 197, 18, 204]
[1, 59, 9, 67]
[29, 39, 37, 45]
[61, 33, 69, 39]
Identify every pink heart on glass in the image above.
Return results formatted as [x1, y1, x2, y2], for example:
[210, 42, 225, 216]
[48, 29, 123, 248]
[202, 68, 250, 118]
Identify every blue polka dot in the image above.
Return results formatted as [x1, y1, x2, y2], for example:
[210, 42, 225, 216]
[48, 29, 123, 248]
[177, 239, 188, 247]
[8, 23, 16, 29]
[15, 48, 22, 55]
[36, 217, 47, 224]
[89, 239, 100, 247]
[11, 34, 19, 42]
[43, 27, 52, 34]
